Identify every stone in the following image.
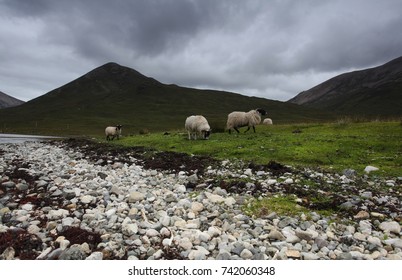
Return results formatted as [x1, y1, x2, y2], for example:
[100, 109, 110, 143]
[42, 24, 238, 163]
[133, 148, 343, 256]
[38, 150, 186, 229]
[295, 229, 313, 241]
[301, 252, 320, 260]
[128, 191, 145, 203]
[58, 246, 87, 260]
[191, 202, 204, 213]
[383, 239, 402, 249]
[354, 211, 370, 219]
[240, 249, 253, 259]
[267, 229, 285, 241]
[342, 169, 356, 178]
[122, 219, 138, 236]
[80, 195, 94, 204]
[379, 221, 401, 234]
[278, 217, 297, 228]
[16, 183, 29, 191]
[367, 236, 382, 247]
[188, 246, 210, 260]
[86, 252, 103, 260]
[370, 212, 385, 219]
[206, 193, 225, 204]
[0, 247, 15, 260]
[286, 249, 301, 259]
[216, 251, 232, 260]
[146, 229, 159, 237]
[188, 174, 198, 184]
[364, 166, 379, 173]
[178, 238, 193, 251]
[1, 181, 15, 188]
[284, 178, 294, 184]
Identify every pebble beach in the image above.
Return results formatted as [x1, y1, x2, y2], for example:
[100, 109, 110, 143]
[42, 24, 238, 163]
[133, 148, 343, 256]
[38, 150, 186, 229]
[0, 139, 401, 260]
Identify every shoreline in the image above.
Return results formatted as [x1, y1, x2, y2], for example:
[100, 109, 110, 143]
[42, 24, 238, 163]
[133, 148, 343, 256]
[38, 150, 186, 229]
[0, 139, 401, 260]
[0, 133, 63, 144]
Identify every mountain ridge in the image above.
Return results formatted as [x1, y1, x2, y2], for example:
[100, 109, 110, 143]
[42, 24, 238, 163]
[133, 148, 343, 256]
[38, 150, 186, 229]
[288, 56, 402, 116]
[0, 62, 332, 135]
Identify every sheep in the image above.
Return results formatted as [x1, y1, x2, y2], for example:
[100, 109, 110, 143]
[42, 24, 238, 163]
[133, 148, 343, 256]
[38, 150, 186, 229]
[185, 115, 211, 140]
[105, 125, 123, 141]
[263, 118, 273, 125]
[226, 108, 267, 134]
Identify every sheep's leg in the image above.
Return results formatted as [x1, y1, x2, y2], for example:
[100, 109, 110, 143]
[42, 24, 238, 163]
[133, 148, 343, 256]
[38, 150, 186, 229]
[244, 126, 251, 133]
[252, 126, 256, 133]
[234, 127, 240, 133]
[188, 132, 191, 140]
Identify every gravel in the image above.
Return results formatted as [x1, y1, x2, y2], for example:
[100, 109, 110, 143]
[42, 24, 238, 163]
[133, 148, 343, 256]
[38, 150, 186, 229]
[0, 139, 401, 260]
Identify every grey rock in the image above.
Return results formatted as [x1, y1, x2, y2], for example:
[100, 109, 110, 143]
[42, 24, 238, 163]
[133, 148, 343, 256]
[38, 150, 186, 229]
[1, 181, 15, 188]
[128, 191, 145, 203]
[278, 217, 297, 228]
[240, 249, 253, 259]
[301, 252, 320, 260]
[267, 229, 286, 241]
[216, 251, 231, 260]
[379, 221, 401, 234]
[337, 252, 353, 260]
[58, 246, 87, 260]
[16, 183, 29, 191]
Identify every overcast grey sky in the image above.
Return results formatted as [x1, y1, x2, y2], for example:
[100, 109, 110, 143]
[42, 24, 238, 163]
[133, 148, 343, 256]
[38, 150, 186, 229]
[1, 0, 401, 102]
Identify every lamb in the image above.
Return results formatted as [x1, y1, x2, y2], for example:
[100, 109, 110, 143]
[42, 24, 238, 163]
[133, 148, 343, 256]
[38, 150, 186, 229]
[185, 115, 211, 140]
[105, 125, 123, 141]
[263, 118, 273, 125]
[226, 108, 267, 134]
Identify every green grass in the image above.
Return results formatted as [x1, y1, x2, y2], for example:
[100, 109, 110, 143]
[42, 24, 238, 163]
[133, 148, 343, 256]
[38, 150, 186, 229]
[242, 195, 309, 218]
[113, 121, 402, 177]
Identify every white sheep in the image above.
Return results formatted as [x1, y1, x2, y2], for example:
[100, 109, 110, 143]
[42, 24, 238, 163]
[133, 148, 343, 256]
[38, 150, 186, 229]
[263, 118, 273, 125]
[105, 125, 123, 141]
[185, 115, 211, 140]
[226, 108, 267, 134]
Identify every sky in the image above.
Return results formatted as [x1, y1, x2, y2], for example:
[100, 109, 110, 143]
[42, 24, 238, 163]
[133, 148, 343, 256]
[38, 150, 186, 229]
[1, 0, 402, 102]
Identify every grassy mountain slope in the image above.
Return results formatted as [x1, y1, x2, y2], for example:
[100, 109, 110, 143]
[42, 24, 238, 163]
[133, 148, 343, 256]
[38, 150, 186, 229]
[0, 62, 333, 136]
[288, 56, 402, 117]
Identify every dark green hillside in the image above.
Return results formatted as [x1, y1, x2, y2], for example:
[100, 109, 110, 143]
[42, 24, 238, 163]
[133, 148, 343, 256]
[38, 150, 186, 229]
[0, 62, 333, 136]
[289, 56, 402, 117]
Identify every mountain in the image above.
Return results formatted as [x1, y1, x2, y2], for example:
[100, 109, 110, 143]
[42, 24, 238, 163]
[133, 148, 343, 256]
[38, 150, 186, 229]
[0, 62, 333, 136]
[288, 56, 402, 117]
[0, 91, 24, 109]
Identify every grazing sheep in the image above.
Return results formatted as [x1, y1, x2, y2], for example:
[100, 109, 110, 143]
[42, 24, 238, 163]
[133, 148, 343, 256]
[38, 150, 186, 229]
[185, 115, 211, 140]
[263, 118, 273, 125]
[227, 108, 267, 134]
[105, 125, 123, 141]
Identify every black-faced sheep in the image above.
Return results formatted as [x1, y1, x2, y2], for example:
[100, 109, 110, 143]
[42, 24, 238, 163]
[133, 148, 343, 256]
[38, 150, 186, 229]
[105, 125, 123, 141]
[185, 115, 211, 140]
[226, 108, 267, 134]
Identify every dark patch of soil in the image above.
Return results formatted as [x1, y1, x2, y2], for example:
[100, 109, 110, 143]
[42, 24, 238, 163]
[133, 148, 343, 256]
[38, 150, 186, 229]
[0, 229, 42, 259]
[58, 226, 102, 250]
[143, 151, 216, 174]
[57, 138, 218, 174]
[248, 160, 293, 176]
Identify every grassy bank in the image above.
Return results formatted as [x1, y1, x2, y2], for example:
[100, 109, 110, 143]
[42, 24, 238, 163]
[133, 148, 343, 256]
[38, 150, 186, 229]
[111, 121, 401, 177]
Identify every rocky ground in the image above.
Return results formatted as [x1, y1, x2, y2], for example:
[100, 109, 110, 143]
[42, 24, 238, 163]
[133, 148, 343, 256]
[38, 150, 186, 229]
[0, 138, 401, 260]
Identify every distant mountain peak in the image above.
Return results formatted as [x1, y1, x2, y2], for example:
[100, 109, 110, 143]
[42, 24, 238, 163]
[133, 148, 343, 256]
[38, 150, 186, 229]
[0, 91, 24, 109]
[79, 62, 162, 89]
[288, 55, 402, 117]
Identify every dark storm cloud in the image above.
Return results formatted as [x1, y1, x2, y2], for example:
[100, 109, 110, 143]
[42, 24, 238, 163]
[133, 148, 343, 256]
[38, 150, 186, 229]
[1, 0, 402, 101]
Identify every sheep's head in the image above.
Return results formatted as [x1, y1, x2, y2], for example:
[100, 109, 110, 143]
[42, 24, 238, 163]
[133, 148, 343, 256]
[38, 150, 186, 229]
[256, 108, 267, 115]
[202, 129, 211, 140]
[116, 125, 123, 130]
